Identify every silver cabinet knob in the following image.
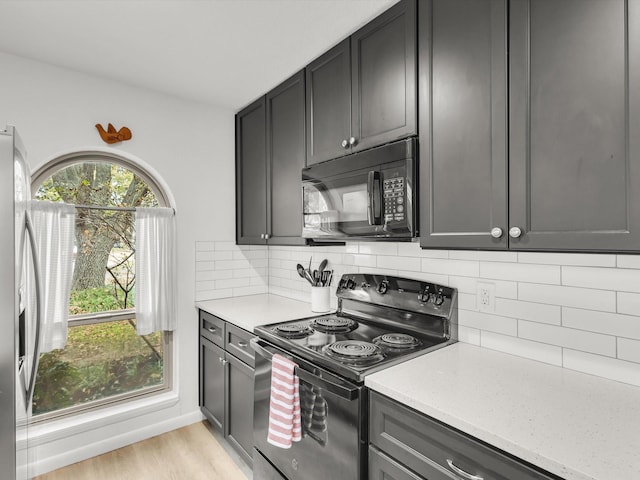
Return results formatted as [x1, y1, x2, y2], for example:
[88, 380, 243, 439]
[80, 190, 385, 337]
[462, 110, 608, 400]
[490, 227, 503, 239]
[349, 136, 357, 146]
[207, 327, 216, 333]
[509, 226, 522, 238]
[265, 233, 271, 240]
[341, 139, 349, 148]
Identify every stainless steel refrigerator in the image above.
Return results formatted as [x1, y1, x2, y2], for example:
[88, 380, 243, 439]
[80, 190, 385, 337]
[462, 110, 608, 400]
[1, 125, 39, 480]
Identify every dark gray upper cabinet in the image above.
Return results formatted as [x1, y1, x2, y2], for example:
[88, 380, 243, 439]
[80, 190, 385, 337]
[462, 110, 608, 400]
[419, 0, 508, 249]
[351, 0, 417, 153]
[509, 0, 640, 251]
[306, 39, 352, 165]
[267, 70, 307, 245]
[236, 71, 306, 245]
[421, 0, 640, 252]
[236, 97, 267, 245]
[306, 0, 417, 166]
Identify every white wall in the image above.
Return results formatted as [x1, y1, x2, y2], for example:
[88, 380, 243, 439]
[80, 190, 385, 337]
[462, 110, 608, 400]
[0, 51, 237, 475]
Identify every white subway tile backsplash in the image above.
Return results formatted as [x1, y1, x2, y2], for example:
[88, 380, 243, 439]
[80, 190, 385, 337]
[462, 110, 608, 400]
[562, 308, 640, 340]
[519, 283, 616, 312]
[618, 338, 640, 363]
[481, 331, 562, 366]
[196, 251, 233, 262]
[358, 242, 399, 256]
[618, 292, 640, 316]
[481, 262, 560, 284]
[563, 349, 640, 387]
[518, 320, 616, 357]
[518, 252, 616, 267]
[450, 250, 518, 262]
[195, 239, 640, 386]
[458, 310, 517, 336]
[617, 255, 640, 269]
[562, 266, 640, 293]
[422, 258, 479, 277]
[398, 271, 449, 285]
[458, 326, 481, 345]
[195, 241, 215, 252]
[378, 254, 420, 272]
[495, 298, 561, 325]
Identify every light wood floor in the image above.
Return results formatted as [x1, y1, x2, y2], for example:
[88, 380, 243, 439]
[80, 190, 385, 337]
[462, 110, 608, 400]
[35, 422, 251, 480]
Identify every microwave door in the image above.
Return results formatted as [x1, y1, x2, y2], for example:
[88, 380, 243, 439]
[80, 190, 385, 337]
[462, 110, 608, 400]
[303, 173, 373, 238]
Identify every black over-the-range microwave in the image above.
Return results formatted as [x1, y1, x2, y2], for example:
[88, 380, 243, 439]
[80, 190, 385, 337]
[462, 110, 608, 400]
[302, 137, 417, 240]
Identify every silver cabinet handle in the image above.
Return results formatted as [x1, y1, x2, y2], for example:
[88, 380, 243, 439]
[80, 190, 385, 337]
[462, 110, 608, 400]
[218, 357, 227, 365]
[260, 233, 265, 239]
[207, 327, 216, 333]
[349, 136, 357, 146]
[509, 226, 522, 238]
[446, 459, 484, 480]
[238, 341, 248, 348]
[490, 227, 503, 238]
[341, 139, 349, 148]
[265, 233, 270, 240]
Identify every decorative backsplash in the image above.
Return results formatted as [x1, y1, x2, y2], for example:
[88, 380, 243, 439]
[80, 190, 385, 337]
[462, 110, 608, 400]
[195, 240, 640, 387]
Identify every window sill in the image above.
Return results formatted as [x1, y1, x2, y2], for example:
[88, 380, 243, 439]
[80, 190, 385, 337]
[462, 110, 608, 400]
[23, 391, 180, 449]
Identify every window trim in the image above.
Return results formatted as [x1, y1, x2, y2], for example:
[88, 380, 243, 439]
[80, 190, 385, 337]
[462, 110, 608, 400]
[31, 150, 175, 423]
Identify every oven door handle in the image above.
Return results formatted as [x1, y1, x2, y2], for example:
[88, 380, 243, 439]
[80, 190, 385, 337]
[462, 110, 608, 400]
[250, 338, 359, 401]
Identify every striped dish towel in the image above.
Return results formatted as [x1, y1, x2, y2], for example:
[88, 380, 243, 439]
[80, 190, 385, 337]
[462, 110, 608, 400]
[267, 354, 302, 448]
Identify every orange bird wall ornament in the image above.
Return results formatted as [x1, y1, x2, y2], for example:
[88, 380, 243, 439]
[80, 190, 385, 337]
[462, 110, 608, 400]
[96, 123, 132, 144]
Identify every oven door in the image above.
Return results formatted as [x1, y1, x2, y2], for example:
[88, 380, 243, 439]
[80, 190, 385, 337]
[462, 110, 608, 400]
[251, 338, 366, 480]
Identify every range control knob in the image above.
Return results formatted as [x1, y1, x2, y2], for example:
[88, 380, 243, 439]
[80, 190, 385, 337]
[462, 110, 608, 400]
[418, 287, 431, 303]
[434, 294, 444, 306]
[346, 278, 356, 290]
[376, 280, 389, 294]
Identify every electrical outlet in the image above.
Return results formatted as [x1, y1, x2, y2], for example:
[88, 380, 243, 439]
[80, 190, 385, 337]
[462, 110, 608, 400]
[477, 282, 495, 312]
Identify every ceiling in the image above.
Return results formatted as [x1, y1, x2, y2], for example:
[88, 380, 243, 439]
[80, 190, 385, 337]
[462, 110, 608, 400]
[0, 0, 397, 111]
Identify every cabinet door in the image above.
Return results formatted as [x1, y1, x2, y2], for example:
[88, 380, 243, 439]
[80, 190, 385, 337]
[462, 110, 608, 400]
[266, 70, 307, 245]
[225, 353, 254, 466]
[509, 0, 640, 251]
[351, 0, 417, 153]
[236, 97, 267, 245]
[200, 337, 225, 431]
[306, 39, 352, 165]
[419, 0, 508, 249]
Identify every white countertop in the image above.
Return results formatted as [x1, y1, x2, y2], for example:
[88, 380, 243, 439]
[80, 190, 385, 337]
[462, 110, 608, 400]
[365, 342, 640, 480]
[196, 294, 325, 332]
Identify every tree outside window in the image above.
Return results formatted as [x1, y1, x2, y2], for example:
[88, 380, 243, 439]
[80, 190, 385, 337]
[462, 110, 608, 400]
[32, 160, 171, 417]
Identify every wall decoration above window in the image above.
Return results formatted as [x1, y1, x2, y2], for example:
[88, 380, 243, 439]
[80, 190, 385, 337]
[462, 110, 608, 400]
[95, 123, 132, 144]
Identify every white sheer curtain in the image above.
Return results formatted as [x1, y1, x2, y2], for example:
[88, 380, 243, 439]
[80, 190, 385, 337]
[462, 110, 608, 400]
[29, 201, 76, 353]
[135, 207, 176, 335]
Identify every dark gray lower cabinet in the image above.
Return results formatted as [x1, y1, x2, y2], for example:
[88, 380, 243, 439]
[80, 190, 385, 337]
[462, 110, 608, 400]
[200, 337, 224, 431]
[199, 310, 255, 467]
[369, 392, 562, 480]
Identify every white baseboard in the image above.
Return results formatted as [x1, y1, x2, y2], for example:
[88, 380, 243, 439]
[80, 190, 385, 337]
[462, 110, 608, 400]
[32, 409, 205, 477]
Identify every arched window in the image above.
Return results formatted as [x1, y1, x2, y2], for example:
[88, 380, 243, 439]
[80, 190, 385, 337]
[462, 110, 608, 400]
[30, 151, 173, 418]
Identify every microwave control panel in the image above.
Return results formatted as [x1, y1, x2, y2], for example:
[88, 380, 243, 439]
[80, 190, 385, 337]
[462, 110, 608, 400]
[383, 176, 405, 223]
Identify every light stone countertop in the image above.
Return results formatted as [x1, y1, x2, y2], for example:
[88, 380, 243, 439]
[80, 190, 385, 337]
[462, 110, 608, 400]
[365, 342, 640, 480]
[196, 294, 327, 333]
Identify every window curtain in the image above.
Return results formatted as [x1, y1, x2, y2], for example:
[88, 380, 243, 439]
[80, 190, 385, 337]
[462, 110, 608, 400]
[29, 201, 76, 353]
[135, 207, 176, 335]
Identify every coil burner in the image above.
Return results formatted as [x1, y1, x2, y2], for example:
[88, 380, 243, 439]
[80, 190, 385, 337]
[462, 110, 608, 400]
[273, 322, 313, 339]
[312, 316, 358, 334]
[373, 333, 421, 350]
[323, 340, 384, 366]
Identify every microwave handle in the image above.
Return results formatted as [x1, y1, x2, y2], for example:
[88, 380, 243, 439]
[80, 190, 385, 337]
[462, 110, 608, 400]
[367, 170, 382, 226]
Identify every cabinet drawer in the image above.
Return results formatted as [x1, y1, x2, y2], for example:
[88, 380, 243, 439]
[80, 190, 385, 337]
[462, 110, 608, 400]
[225, 323, 255, 367]
[369, 392, 561, 480]
[369, 447, 425, 480]
[200, 310, 225, 347]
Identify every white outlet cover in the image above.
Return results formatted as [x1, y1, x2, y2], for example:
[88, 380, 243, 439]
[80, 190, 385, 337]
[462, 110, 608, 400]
[476, 282, 496, 312]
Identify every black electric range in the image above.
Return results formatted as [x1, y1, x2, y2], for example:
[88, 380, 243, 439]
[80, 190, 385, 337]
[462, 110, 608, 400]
[253, 273, 458, 383]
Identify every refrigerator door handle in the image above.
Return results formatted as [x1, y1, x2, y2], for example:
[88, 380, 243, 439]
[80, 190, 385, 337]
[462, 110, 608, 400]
[23, 211, 42, 407]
